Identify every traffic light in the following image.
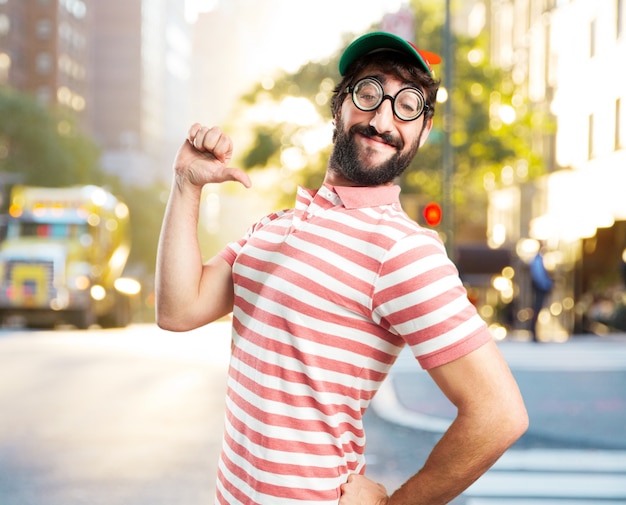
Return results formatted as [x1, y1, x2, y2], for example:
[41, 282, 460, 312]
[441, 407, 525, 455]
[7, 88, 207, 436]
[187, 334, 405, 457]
[422, 202, 442, 226]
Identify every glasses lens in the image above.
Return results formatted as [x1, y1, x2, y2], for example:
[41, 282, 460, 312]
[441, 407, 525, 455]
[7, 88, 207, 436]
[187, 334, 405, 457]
[352, 78, 383, 111]
[394, 88, 425, 121]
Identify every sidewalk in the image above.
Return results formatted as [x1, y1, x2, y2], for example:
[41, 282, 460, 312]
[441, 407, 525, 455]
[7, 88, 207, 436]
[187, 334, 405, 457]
[371, 335, 626, 449]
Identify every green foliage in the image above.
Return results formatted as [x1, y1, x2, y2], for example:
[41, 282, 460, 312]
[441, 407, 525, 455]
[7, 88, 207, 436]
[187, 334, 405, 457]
[228, 2, 553, 234]
[402, 0, 552, 230]
[115, 182, 168, 273]
[230, 59, 339, 209]
[241, 126, 283, 168]
[0, 86, 165, 280]
[0, 87, 102, 186]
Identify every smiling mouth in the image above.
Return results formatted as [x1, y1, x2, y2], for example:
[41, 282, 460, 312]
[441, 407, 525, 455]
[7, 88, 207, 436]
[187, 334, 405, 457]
[353, 126, 399, 149]
[365, 134, 395, 148]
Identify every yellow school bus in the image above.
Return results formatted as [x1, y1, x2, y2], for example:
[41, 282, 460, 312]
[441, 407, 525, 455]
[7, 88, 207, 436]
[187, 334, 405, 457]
[0, 185, 140, 328]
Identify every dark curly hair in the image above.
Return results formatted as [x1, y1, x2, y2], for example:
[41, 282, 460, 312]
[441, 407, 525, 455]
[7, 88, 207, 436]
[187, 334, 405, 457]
[331, 50, 441, 122]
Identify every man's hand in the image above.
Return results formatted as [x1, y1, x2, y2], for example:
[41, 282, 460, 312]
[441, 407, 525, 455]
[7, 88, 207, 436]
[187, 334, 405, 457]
[339, 474, 389, 505]
[174, 123, 251, 189]
[155, 123, 249, 331]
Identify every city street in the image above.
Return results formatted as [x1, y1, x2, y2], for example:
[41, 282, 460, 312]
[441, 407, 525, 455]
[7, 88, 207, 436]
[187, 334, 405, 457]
[0, 322, 625, 504]
[0, 323, 232, 505]
[368, 336, 626, 504]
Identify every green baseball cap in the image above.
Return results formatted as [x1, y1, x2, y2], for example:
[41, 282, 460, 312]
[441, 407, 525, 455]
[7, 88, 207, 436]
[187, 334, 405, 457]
[339, 31, 441, 77]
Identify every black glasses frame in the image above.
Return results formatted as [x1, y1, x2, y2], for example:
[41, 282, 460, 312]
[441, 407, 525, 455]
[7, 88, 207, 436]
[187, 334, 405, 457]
[345, 76, 429, 122]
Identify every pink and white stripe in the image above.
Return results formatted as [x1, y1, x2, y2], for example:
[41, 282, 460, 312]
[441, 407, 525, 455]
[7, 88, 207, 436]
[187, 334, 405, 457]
[215, 184, 490, 504]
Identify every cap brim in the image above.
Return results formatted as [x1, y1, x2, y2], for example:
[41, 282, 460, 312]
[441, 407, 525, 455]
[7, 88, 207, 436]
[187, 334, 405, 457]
[339, 31, 439, 76]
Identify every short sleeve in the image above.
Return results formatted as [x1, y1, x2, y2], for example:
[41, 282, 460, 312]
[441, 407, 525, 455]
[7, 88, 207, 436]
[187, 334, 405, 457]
[372, 231, 491, 369]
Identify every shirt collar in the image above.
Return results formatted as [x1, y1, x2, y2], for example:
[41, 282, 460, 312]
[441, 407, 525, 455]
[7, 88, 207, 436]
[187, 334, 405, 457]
[327, 184, 401, 209]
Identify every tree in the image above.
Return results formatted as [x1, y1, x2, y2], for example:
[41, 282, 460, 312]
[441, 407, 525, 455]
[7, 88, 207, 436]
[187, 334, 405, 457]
[115, 181, 167, 276]
[229, 62, 338, 210]
[402, 0, 550, 235]
[0, 87, 164, 293]
[0, 87, 103, 187]
[224, 2, 552, 239]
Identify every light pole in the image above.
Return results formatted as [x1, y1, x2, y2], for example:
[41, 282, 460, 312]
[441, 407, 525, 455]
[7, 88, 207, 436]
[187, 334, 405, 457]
[442, 0, 454, 260]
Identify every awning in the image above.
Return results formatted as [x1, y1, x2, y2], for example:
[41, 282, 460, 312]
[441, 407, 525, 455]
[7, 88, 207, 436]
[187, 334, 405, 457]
[455, 244, 512, 284]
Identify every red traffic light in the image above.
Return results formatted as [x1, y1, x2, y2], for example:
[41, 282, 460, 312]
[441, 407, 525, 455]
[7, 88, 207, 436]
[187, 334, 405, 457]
[423, 202, 442, 226]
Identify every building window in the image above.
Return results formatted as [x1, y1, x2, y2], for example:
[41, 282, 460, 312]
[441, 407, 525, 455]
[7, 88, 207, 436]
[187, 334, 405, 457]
[36, 86, 52, 105]
[35, 52, 53, 74]
[588, 113, 595, 159]
[617, 98, 623, 150]
[36, 19, 53, 40]
[544, 0, 557, 12]
[0, 52, 10, 84]
[62, 0, 87, 19]
[0, 13, 9, 36]
[590, 19, 596, 58]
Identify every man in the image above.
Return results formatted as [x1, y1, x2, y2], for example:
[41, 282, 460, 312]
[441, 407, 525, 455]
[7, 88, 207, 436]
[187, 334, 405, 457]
[156, 31, 528, 505]
[529, 245, 553, 342]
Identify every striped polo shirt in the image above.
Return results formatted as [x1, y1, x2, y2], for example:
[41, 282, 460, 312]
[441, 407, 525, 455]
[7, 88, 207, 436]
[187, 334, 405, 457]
[216, 184, 491, 504]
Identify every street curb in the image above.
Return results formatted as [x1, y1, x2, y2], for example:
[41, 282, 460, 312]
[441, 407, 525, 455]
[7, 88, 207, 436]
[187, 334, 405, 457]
[370, 376, 452, 433]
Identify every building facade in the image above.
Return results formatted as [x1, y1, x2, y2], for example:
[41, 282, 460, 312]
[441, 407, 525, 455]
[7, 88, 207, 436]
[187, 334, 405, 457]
[0, 0, 191, 186]
[488, 0, 626, 337]
[91, 0, 191, 186]
[0, 0, 91, 123]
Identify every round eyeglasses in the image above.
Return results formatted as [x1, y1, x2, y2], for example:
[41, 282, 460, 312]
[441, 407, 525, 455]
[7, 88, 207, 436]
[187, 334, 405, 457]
[346, 76, 428, 122]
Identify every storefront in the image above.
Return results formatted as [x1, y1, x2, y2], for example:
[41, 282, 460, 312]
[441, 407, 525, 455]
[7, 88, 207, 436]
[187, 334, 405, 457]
[487, 161, 626, 338]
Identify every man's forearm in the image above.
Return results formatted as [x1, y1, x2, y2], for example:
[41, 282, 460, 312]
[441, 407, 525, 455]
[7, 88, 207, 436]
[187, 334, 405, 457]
[389, 410, 525, 505]
[155, 176, 205, 327]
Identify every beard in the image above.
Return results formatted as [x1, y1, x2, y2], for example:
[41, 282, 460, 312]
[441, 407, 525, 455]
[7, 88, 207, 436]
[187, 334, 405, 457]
[328, 119, 421, 186]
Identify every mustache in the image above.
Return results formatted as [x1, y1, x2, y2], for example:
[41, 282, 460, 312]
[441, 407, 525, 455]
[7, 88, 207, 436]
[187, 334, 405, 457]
[350, 125, 403, 150]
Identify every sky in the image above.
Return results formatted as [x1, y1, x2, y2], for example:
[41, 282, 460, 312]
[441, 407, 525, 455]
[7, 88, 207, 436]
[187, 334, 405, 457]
[181, 0, 412, 232]
[185, 0, 408, 74]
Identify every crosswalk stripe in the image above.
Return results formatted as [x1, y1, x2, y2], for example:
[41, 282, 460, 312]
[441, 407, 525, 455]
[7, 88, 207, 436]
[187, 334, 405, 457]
[466, 500, 624, 505]
[492, 449, 626, 472]
[464, 450, 626, 503]
[464, 471, 626, 499]
[498, 346, 626, 371]
[380, 339, 626, 503]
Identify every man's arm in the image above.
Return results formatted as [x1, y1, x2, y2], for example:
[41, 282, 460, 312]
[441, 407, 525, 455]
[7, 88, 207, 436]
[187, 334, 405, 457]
[340, 338, 528, 505]
[155, 124, 251, 332]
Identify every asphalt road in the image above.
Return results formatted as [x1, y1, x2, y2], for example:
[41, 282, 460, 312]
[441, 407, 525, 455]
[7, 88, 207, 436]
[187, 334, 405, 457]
[367, 335, 626, 503]
[0, 324, 231, 505]
[1, 323, 625, 504]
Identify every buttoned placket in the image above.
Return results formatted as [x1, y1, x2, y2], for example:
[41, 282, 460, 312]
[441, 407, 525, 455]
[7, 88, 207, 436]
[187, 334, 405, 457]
[290, 187, 341, 233]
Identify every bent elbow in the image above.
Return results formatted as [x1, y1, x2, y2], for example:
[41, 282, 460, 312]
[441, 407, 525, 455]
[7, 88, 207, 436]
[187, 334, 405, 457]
[514, 404, 530, 439]
[155, 312, 186, 332]
[155, 300, 222, 332]
[155, 304, 193, 332]
[501, 398, 529, 447]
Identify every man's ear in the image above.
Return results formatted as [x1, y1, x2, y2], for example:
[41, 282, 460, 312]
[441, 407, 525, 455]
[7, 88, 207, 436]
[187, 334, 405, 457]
[331, 109, 341, 142]
[418, 117, 434, 148]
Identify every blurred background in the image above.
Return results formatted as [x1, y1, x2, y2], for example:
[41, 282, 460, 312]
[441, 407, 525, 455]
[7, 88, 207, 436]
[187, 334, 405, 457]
[0, 0, 625, 341]
[1, 2, 625, 504]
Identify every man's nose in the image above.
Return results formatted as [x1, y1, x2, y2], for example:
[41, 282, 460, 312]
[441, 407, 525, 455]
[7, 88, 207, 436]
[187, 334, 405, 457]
[369, 96, 395, 133]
